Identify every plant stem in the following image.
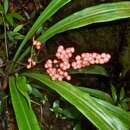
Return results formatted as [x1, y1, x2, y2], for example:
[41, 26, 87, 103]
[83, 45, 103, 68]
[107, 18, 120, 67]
[2, 13, 8, 60]
[11, 47, 31, 70]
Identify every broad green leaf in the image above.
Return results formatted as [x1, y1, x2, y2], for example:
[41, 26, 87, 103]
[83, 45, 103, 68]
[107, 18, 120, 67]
[93, 97, 130, 126]
[13, 0, 71, 63]
[13, 24, 24, 32]
[15, 76, 31, 108]
[38, 1, 130, 43]
[4, 0, 8, 14]
[24, 73, 130, 130]
[78, 87, 113, 103]
[9, 76, 40, 130]
[69, 65, 108, 76]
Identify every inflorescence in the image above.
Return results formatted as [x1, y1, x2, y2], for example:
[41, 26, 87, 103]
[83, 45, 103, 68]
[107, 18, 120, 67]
[44, 45, 111, 81]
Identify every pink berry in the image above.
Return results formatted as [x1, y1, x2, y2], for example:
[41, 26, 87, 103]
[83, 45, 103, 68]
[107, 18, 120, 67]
[27, 64, 31, 69]
[36, 45, 41, 50]
[66, 76, 71, 80]
[28, 57, 32, 63]
[32, 61, 36, 66]
[75, 55, 81, 60]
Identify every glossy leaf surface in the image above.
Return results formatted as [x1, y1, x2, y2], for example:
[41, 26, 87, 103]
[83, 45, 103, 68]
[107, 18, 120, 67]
[9, 76, 40, 130]
[38, 2, 130, 43]
[24, 73, 130, 130]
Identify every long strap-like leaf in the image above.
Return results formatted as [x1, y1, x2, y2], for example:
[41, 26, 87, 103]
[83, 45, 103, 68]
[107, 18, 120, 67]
[9, 76, 41, 130]
[38, 1, 130, 42]
[24, 73, 130, 130]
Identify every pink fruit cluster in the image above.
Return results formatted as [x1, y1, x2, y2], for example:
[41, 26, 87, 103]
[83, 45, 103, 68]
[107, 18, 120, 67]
[32, 38, 41, 50]
[71, 52, 111, 69]
[44, 46, 75, 81]
[26, 57, 36, 69]
[44, 45, 111, 81]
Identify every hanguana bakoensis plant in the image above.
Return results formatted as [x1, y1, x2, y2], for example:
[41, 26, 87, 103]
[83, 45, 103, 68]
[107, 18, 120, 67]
[6, 0, 130, 130]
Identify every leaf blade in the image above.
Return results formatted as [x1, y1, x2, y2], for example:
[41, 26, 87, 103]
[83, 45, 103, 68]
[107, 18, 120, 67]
[69, 65, 108, 76]
[9, 76, 40, 130]
[24, 73, 130, 130]
[38, 1, 130, 43]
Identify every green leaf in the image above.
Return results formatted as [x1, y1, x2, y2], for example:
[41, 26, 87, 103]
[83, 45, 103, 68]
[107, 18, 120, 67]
[122, 98, 130, 103]
[111, 84, 117, 104]
[4, 0, 8, 14]
[69, 65, 108, 76]
[11, 12, 24, 20]
[62, 107, 82, 119]
[6, 14, 14, 26]
[120, 87, 125, 101]
[38, 1, 130, 43]
[13, 0, 71, 64]
[15, 76, 31, 108]
[92, 97, 130, 128]
[73, 123, 82, 130]
[78, 86, 113, 103]
[13, 24, 24, 32]
[0, 4, 4, 12]
[7, 31, 25, 40]
[9, 76, 40, 130]
[31, 87, 44, 100]
[23, 73, 130, 130]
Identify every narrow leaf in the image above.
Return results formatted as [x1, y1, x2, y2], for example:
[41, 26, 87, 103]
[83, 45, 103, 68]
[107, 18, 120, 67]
[24, 73, 130, 130]
[78, 86, 113, 103]
[4, 0, 8, 14]
[9, 76, 40, 130]
[13, 0, 71, 63]
[120, 87, 125, 101]
[93, 97, 130, 127]
[13, 24, 24, 32]
[38, 1, 130, 43]
[15, 76, 31, 108]
[111, 84, 117, 103]
[69, 65, 108, 76]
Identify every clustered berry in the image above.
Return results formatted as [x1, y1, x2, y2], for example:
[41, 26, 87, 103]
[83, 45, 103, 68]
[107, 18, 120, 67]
[26, 57, 36, 69]
[71, 52, 111, 69]
[44, 46, 75, 81]
[33, 38, 41, 50]
[44, 45, 111, 81]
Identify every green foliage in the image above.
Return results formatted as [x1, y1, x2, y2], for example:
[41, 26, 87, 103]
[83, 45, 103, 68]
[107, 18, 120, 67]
[4, 1, 130, 129]
[12, 1, 130, 69]
[13, 24, 24, 32]
[120, 45, 130, 76]
[13, 0, 71, 64]
[38, 1, 130, 43]
[78, 87, 113, 103]
[9, 76, 40, 130]
[69, 65, 108, 76]
[111, 84, 118, 104]
[15, 76, 31, 108]
[73, 123, 82, 130]
[110, 84, 130, 110]
[3, 0, 8, 14]
[23, 72, 130, 130]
